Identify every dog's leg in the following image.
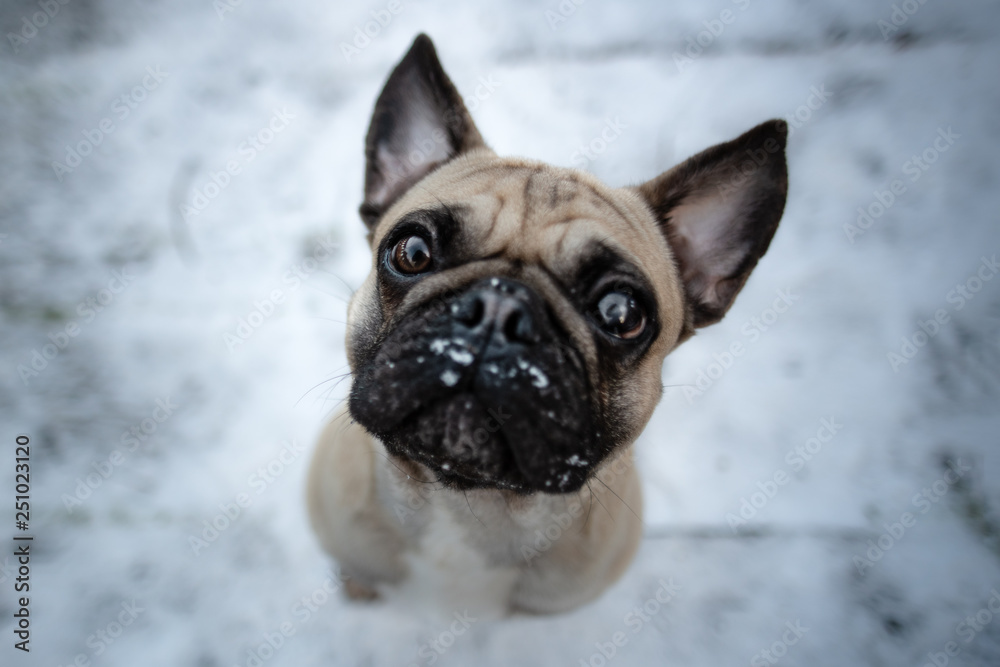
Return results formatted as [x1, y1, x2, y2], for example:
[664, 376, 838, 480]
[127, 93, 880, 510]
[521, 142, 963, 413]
[342, 578, 381, 602]
[306, 409, 409, 597]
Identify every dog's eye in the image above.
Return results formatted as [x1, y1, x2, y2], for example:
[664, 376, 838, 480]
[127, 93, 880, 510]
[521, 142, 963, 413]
[595, 291, 646, 339]
[391, 235, 432, 274]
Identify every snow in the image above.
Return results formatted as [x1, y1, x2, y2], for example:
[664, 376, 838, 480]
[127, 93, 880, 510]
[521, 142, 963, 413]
[1, 1, 999, 666]
[447, 348, 473, 366]
[527, 365, 549, 389]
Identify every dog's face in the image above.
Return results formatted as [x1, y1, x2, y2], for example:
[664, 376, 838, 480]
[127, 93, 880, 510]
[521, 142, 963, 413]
[346, 35, 787, 495]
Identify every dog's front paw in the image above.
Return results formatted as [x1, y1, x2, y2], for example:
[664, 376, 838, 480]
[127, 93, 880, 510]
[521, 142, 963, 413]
[343, 578, 380, 602]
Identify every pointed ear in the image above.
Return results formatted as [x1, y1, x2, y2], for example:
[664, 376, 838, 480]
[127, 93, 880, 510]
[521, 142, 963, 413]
[359, 34, 486, 229]
[634, 120, 788, 329]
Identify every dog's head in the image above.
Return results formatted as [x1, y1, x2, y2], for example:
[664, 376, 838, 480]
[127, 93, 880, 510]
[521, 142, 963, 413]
[346, 35, 787, 495]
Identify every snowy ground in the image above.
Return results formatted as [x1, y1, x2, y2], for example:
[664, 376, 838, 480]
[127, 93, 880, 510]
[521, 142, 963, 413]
[2, 0, 999, 665]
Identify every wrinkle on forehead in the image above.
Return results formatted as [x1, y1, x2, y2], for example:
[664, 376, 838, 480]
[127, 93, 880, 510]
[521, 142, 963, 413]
[458, 168, 647, 267]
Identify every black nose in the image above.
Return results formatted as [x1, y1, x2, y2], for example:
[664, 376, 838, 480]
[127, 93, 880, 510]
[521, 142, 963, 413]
[452, 278, 540, 346]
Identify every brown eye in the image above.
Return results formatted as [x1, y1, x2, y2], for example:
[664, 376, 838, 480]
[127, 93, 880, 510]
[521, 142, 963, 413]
[391, 235, 432, 274]
[595, 291, 646, 339]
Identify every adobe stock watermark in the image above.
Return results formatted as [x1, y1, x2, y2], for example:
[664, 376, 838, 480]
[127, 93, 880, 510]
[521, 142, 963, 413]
[225, 234, 338, 351]
[407, 610, 478, 666]
[750, 620, 809, 666]
[213, 0, 246, 21]
[726, 417, 843, 532]
[673, 0, 752, 72]
[570, 117, 627, 170]
[61, 396, 179, 513]
[51, 65, 169, 181]
[783, 84, 832, 137]
[887, 253, 997, 372]
[57, 599, 145, 667]
[682, 287, 799, 403]
[179, 108, 296, 222]
[853, 458, 971, 575]
[844, 126, 959, 243]
[188, 440, 307, 556]
[577, 578, 680, 666]
[544, 0, 591, 31]
[7, 0, 71, 54]
[919, 588, 1000, 667]
[339, 0, 403, 62]
[232, 568, 349, 667]
[16, 267, 136, 385]
[877, 0, 932, 41]
[461, 76, 502, 114]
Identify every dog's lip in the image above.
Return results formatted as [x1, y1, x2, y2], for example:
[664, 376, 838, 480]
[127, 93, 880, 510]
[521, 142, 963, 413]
[405, 444, 532, 493]
[430, 463, 530, 492]
[391, 390, 546, 489]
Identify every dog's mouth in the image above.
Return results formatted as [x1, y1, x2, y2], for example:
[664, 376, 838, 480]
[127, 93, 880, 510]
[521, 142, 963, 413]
[353, 344, 600, 493]
[384, 390, 595, 493]
[394, 392, 523, 490]
[348, 279, 605, 494]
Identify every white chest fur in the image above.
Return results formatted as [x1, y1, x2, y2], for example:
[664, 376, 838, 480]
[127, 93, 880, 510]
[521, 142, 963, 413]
[386, 494, 520, 620]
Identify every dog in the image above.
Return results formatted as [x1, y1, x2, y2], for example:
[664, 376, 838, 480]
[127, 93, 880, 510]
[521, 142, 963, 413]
[307, 33, 788, 615]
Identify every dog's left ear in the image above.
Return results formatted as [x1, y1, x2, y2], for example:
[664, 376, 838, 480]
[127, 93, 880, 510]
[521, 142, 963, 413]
[360, 34, 486, 230]
[633, 120, 788, 330]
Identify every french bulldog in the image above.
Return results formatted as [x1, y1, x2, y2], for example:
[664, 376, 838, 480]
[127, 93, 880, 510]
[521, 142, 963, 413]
[307, 33, 788, 615]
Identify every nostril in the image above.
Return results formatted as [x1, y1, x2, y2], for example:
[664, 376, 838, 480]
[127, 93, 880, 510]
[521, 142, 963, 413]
[453, 282, 540, 344]
[503, 309, 522, 342]
[454, 294, 486, 327]
[502, 305, 538, 344]
[469, 298, 485, 326]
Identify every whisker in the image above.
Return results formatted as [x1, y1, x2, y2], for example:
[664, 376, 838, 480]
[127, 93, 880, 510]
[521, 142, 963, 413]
[296, 369, 353, 407]
[324, 396, 353, 422]
[376, 450, 442, 487]
[308, 316, 349, 326]
[318, 378, 351, 407]
[662, 383, 696, 391]
[331, 409, 356, 440]
[592, 475, 640, 522]
[587, 479, 614, 523]
[304, 282, 352, 305]
[583, 480, 595, 527]
[319, 268, 359, 297]
[464, 490, 486, 527]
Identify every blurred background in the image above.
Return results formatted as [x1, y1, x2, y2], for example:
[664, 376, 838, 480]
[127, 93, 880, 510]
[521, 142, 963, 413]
[1, 0, 999, 665]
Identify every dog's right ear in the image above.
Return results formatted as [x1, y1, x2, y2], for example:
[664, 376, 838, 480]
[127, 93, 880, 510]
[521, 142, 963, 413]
[360, 34, 486, 230]
[633, 120, 788, 331]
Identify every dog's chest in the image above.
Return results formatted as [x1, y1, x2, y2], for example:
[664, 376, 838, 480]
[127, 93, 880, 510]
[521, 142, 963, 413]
[392, 499, 519, 617]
